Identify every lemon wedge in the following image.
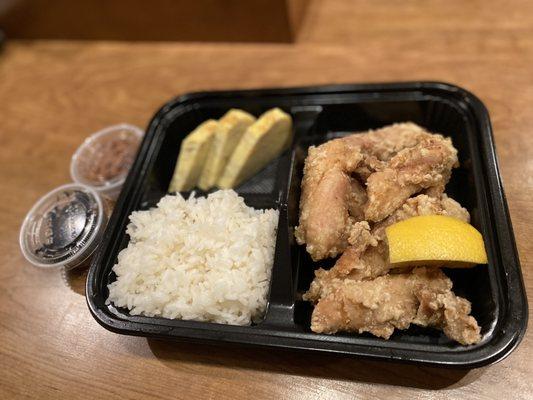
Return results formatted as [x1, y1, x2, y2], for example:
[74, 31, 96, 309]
[385, 215, 488, 268]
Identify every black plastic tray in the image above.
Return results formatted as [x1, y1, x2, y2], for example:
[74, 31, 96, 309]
[86, 82, 527, 368]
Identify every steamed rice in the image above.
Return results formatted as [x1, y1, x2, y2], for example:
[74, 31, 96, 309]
[107, 190, 279, 325]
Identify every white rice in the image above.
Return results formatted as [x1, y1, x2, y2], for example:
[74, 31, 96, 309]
[107, 190, 279, 325]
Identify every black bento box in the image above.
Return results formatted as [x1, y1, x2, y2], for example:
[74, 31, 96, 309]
[86, 82, 527, 368]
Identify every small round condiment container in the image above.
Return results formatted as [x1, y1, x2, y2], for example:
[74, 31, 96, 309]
[70, 123, 143, 200]
[19, 183, 107, 270]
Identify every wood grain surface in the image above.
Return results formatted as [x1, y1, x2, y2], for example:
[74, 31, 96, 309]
[0, 1, 532, 399]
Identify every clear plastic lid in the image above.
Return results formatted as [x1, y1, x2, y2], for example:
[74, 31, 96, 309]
[19, 183, 106, 269]
[70, 123, 143, 199]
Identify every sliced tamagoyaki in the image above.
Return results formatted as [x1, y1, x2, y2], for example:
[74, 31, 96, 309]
[218, 108, 292, 189]
[168, 119, 218, 192]
[198, 109, 256, 191]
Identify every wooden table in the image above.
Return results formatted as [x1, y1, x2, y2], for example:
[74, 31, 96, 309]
[1, 1, 531, 398]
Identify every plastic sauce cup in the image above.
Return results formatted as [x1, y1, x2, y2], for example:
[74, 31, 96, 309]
[70, 123, 143, 200]
[19, 183, 107, 270]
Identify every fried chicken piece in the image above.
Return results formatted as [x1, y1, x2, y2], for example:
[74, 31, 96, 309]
[296, 123, 434, 261]
[345, 122, 433, 162]
[299, 167, 354, 261]
[424, 182, 448, 198]
[294, 139, 364, 261]
[415, 285, 481, 345]
[440, 194, 470, 221]
[347, 220, 377, 251]
[304, 268, 342, 304]
[303, 241, 388, 303]
[372, 194, 469, 240]
[304, 194, 470, 295]
[364, 136, 459, 222]
[348, 122, 432, 180]
[309, 267, 481, 345]
[334, 240, 388, 278]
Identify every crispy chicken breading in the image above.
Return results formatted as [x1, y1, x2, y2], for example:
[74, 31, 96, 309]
[344, 122, 433, 162]
[297, 123, 481, 345]
[309, 267, 481, 345]
[371, 193, 470, 241]
[295, 123, 436, 261]
[304, 194, 470, 298]
[294, 138, 364, 261]
[364, 136, 459, 222]
[303, 241, 389, 303]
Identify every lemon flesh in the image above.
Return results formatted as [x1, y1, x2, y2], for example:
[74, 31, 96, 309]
[385, 215, 488, 268]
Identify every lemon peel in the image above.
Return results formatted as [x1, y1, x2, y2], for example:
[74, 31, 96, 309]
[385, 215, 488, 267]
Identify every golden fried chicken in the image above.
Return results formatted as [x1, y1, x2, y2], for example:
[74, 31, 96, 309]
[304, 241, 389, 303]
[371, 193, 469, 241]
[309, 267, 481, 345]
[296, 123, 480, 345]
[294, 138, 363, 261]
[304, 194, 470, 295]
[295, 123, 436, 261]
[364, 136, 459, 222]
[345, 122, 433, 162]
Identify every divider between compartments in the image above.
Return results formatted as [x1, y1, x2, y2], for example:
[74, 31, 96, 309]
[262, 107, 321, 328]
